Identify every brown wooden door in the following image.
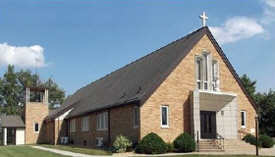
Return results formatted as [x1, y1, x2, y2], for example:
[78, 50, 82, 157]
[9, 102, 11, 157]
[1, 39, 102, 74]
[200, 111, 216, 139]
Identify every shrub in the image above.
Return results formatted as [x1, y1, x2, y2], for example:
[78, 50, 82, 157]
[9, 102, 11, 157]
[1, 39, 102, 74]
[242, 134, 255, 144]
[113, 134, 132, 153]
[173, 133, 195, 153]
[242, 134, 262, 147]
[259, 134, 275, 148]
[166, 142, 174, 152]
[135, 132, 167, 154]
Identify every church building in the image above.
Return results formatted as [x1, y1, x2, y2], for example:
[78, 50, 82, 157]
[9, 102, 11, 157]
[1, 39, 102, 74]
[1, 13, 257, 152]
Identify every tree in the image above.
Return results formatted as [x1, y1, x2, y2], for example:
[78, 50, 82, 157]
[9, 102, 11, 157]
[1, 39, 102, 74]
[0, 65, 66, 115]
[0, 65, 20, 115]
[241, 74, 275, 137]
[241, 74, 257, 101]
[257, 90, 275, 136]
[43, 78, 65, 110]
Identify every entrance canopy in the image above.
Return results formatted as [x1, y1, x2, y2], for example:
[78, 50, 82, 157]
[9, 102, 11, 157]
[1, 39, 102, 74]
[199, 91, 236, 112]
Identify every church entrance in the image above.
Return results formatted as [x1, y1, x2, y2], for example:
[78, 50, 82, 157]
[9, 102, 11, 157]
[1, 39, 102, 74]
[200, 111, 216, 139]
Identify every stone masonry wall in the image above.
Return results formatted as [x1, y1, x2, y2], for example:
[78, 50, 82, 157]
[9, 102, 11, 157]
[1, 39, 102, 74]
[140, 34, 256, 142]
[25, 102, 49, 144]
[68, 104, 139, 147]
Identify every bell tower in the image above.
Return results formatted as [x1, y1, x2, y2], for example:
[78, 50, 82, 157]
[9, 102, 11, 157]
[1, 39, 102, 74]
[25, 86, 49, 144]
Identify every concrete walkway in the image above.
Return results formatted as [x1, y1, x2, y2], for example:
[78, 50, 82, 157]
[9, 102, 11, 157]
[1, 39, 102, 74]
[31, 145, 275, 157]
[31, 146, 105, 157]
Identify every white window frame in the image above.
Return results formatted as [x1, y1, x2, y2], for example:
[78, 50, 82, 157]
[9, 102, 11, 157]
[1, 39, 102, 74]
[212, 59, 218, 90]
[196, 52, 218, 91]
[133, 106, 139, 128]
[202, 52, 211, 90]
[70, 119, 76, 132]
[241, 111, 247, 128]
[196, 57, 202, 90]
[81, 116, 89, 131]
[160, 106, 169, 128]
[34, 122, 39, 133]
[97, 112, 108, 131]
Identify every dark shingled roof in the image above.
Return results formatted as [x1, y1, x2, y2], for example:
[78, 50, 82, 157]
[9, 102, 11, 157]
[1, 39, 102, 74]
[47, 26, 256, 120]
[0, 115, 25, 128]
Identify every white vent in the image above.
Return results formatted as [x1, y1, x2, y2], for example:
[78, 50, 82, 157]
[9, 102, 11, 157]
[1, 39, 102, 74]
[60, 137, 69, 144]
[95, 137, 103, 147]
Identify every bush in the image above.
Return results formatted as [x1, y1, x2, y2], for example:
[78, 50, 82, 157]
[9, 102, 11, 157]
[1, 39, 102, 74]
[173, 133, 196, 152]
[242, 134, 255, 143]
[166, 142, 174, 152]
[113, 134, 132, 153]
[259, 134, 275, 148]
[242, 134, 262, 147]
[135, 132, 167, 154]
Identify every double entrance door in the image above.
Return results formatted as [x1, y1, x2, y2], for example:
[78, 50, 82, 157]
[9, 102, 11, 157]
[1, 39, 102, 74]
[200, 111, 216, 139]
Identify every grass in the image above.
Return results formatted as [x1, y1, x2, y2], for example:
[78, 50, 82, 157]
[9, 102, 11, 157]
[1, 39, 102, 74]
[157, 155, 275, 157]
[0, 145, 70, 157]
[40, 144, 112, 156]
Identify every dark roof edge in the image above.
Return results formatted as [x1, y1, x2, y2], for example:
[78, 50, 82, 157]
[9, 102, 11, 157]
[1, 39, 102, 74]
[66, 99, 140, 119]
[140, 27, 207, 105]
[45, 99, 83, 122]
[205, 27, 258, 111]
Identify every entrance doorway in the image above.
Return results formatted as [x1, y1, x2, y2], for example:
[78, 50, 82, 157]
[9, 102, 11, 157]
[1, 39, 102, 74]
[200, 111, 216, 139]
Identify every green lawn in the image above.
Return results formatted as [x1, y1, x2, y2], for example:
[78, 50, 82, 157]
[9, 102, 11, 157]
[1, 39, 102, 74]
[40, 144, 112, 156]
[157, 155, 275, 157]
[0, 145, 69, 157]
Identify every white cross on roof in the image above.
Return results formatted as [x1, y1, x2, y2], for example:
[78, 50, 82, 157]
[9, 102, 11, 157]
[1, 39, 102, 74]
[199, 12, 208, 27]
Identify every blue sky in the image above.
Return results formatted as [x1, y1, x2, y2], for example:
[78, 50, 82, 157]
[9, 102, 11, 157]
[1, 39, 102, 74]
[0, 0, 274, 95]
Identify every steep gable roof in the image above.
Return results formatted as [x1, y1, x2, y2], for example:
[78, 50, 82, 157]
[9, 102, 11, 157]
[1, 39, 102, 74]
[48, 26, 256, 120]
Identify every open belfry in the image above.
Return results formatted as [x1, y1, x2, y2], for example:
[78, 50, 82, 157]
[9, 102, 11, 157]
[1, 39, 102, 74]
[25, 87, 49, 144]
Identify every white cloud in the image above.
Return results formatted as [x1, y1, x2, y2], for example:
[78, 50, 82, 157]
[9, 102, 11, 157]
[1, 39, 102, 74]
[209, 17, 265, 44]
[0, 43, 52, 68]
[265, 0, 275, 8]
[261, 0, 275, 25]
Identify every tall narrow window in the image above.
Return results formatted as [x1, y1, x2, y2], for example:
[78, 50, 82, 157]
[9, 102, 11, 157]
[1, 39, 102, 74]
[70, 119, 76, 132]
[196, 58, 202, 89]
[161, 106, 169, 128]
[212, 60, 218, 90]
[81, 117, 89, 131]
[34, 123, 39, 133]
[241, 111, 246, 128]
[97, 112, 108, 131]
[133, 107, 139, 128]
[203, 53, 209, 90]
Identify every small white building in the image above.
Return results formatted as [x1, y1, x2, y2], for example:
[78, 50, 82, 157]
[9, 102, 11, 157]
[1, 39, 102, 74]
[0, 115, 25, 145]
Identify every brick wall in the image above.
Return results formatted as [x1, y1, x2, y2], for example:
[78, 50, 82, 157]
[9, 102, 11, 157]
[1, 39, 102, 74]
[25, 102, 49, 144]
[68, 104, 139, 147]
[140, 34, 256, 142]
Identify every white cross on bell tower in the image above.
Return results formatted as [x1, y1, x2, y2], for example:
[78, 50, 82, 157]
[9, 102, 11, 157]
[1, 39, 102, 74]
[199, 12, 208, 27]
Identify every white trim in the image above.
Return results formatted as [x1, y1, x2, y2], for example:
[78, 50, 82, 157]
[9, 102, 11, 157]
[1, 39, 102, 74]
[160, 105, 169, 128]
[241, 111, 247, 128]
[34, 122, 39, 133]
[55, 108, 73, 121]
[97, 112, 108, 131]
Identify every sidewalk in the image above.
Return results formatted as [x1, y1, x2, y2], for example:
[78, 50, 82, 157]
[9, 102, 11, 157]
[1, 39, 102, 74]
[31, 146, 105, 157]
[31, 145, 275, 157]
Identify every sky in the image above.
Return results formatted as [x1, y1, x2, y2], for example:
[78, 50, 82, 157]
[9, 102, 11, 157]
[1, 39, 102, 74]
[0, 0, 274, 96]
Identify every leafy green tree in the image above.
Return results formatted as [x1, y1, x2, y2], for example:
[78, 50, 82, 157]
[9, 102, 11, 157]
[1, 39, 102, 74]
[257, 90, 275, 136]
[43, 78, 65, 110]
[0, 65, 20, 115]
[0, 65, 66, 115]
[241, 74, 257, 101]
